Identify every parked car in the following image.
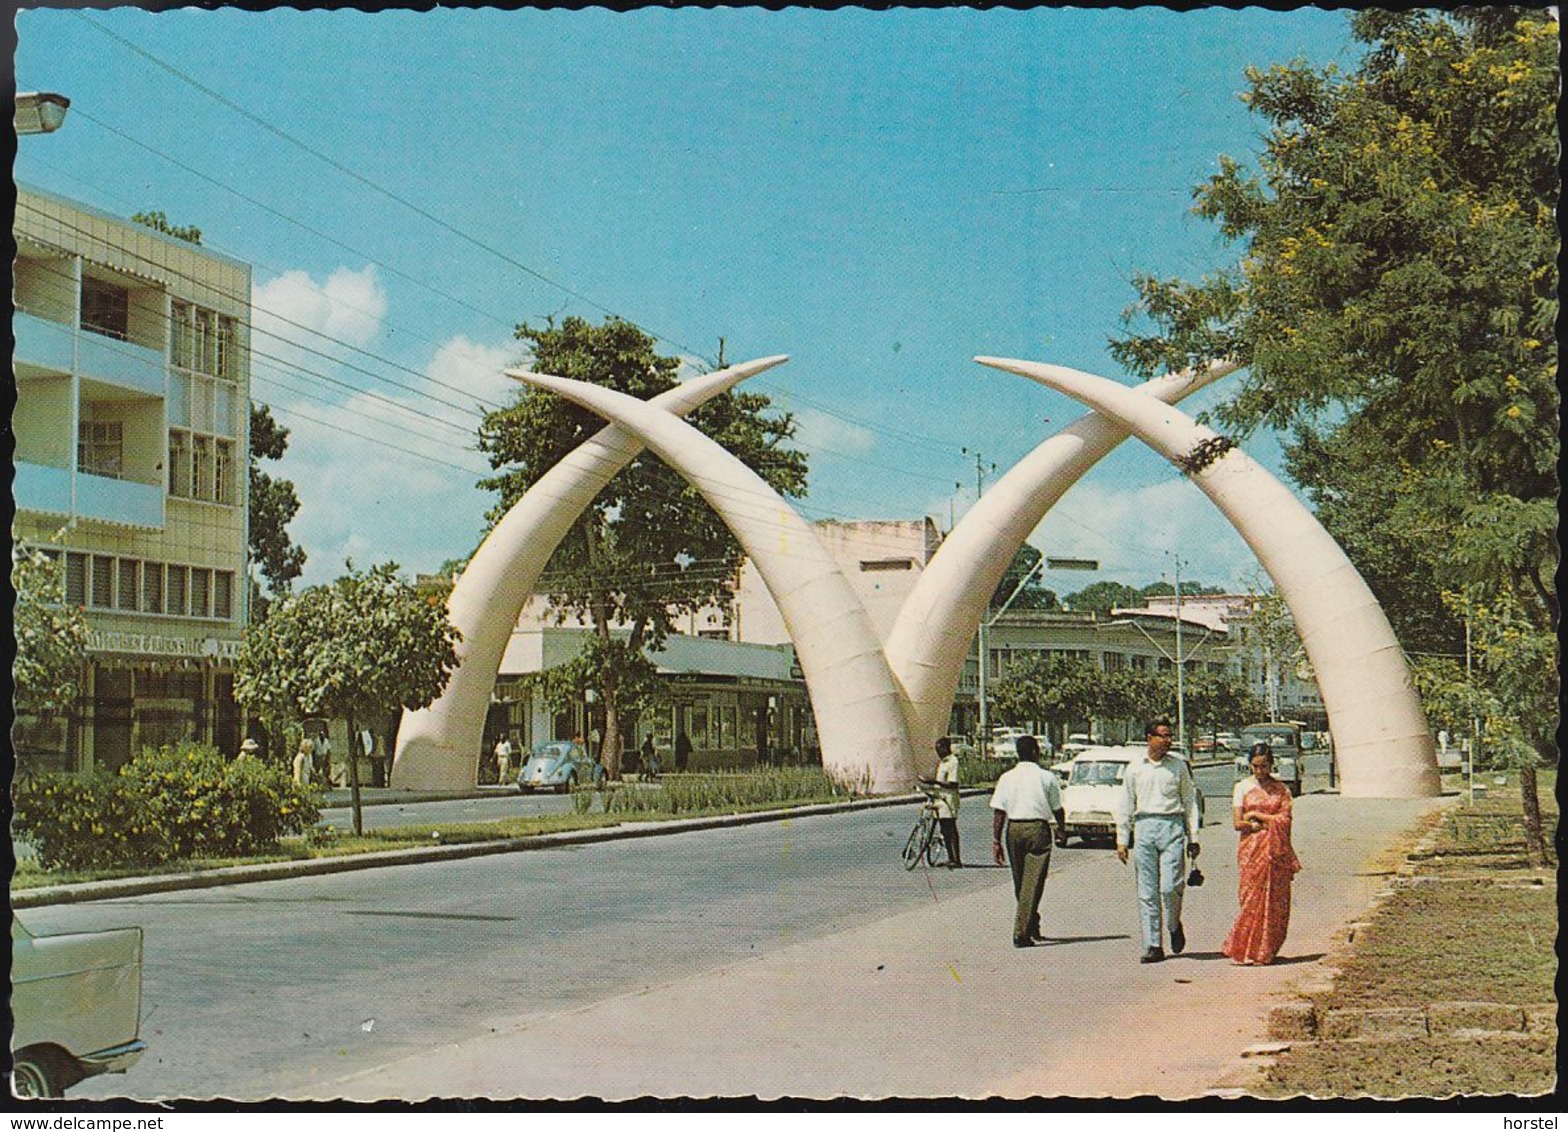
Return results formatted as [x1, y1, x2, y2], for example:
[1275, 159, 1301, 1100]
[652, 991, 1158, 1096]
[516, 740, 607, 794]
[1058, 745, 1206, 847]
[1060, 733, 1093, 757]
[986, 727, 1026, 760]
[943, 736, 978, 760]
[1235, 721, 1304, 796]
[10, 914, 146, 1098]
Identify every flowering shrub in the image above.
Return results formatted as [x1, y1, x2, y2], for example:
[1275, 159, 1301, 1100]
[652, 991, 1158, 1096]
[14, 741, 321, 871]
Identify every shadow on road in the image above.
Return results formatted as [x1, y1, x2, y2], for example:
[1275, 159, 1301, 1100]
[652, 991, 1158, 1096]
[1036, 933, 1132, 946]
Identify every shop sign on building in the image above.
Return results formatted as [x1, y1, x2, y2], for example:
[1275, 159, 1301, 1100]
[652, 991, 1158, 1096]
[88, 629, 242, 661]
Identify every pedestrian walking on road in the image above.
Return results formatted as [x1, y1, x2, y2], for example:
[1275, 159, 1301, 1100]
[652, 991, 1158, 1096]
[989, 734, 1066, 948]
[293, 736, 313, 786]
[494, 734, 514, 786]
[1116, 717, 1202, 963]
[932, 737, 963, 868]
[1222, 743, 1302, 966]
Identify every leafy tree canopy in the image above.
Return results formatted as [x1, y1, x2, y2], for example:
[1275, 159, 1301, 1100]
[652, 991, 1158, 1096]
[249, 403, 306, 604]
[989, 543, 1059, 611]
[1108, 9, 1557, 754]
[12, 543, 90, 716]
[131, 210, 202, 245]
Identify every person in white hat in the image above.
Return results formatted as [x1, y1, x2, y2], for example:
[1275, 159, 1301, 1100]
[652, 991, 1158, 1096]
[238, 737, 260, 760]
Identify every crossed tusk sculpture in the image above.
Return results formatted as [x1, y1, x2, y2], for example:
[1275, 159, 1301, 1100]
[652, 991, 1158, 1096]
[393, 356, 1438, 800]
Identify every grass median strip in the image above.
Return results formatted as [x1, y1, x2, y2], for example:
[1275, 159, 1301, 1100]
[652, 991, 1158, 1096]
[1253, 769, 1557, 1099]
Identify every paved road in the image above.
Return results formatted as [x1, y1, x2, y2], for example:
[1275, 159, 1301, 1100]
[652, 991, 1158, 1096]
[26, 777, 1439, 1102]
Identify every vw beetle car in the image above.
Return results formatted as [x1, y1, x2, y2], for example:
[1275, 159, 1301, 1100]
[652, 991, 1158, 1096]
[10, 914, 147, 1097]
[516, 739, 607, 794]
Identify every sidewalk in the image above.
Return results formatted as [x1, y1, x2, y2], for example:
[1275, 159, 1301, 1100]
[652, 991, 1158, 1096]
[321, 792, 1449, 1102]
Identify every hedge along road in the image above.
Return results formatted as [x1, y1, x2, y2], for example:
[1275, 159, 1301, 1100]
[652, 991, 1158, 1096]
[24, 780, 1439, 1101]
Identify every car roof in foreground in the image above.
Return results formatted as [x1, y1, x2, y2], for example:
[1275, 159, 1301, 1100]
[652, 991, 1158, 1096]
[1069, 744, 1144, 763]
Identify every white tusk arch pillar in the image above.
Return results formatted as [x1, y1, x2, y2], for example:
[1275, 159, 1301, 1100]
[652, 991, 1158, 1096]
[975, 356, 1438, 799]
[392, 356, 788, 791]
[506, 370, 918, 794]
[884, 361, 1238, 773]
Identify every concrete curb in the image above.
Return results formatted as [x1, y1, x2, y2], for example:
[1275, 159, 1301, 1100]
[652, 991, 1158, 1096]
[12, 788, 985, 909]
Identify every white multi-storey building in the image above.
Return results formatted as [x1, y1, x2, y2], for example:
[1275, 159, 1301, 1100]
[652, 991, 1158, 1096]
[13, 184, 252, 773]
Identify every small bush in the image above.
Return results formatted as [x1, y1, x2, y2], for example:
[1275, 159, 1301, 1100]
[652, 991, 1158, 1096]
[602, 766, 850, 817]
[14, 741, 321, 871]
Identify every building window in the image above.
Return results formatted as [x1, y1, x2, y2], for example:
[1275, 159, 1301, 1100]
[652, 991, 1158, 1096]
[65, 552, 87, 607]
[81, 276, 129, 340]
[213, 571, 233, 620]
[190, 568, 211, 618]
[167, 565, 188, 617]
[142, 562, 164, 614]
[215, 440, 235, 505]
[78, 419, 124, 479]
[169, 430, 192, 496]
[90, 555, 115, 608]
[192, 435, 212, 501]
[117, 559, 139, 611]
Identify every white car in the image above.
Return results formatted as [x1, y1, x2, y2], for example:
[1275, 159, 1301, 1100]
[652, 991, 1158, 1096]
[1058, 745, 1205, 847]
[11, 914, 146, 1097]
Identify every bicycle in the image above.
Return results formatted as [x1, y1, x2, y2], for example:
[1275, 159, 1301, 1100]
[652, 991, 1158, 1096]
[901, 781, 951, 870]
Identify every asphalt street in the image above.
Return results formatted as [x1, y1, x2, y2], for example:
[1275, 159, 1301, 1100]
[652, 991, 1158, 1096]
[24, 764, 1436, 1102]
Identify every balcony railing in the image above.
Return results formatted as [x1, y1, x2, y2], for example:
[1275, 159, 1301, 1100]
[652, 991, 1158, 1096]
[14, 460, 164, 530]
[12, 310, 167, 395]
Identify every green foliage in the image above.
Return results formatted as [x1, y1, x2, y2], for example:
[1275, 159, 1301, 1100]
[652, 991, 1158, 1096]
[1109, 9, 1557, 757]
[1062, 580, 1144, 616]
[248, 404, 306, 603]
[989, 544, 1059, 611]
[11, 543, 89, 716]
[519, 633, 664, 719]
[235, 561, 461, 729]
[990, 655, 1104, 734]
[131, 210, 202, 245]
[13, 742, 320, 871]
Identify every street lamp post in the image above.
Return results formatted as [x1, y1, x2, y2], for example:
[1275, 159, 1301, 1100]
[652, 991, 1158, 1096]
[15, 92, 71, 135]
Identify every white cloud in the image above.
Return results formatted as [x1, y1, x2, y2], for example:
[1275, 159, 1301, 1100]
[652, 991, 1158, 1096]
[252, 265, 388, 372]
[793, 407, 877, 457]
[268, 331, 524, 589]
[426, 335, 525, 410]
[1030, 476, 1264, 593]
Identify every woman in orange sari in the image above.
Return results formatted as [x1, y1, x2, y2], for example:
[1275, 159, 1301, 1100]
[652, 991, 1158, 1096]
[1222, 743, 1302, 965]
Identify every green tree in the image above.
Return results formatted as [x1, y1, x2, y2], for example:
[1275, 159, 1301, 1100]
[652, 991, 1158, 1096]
[989, 544, 1059, 611]
[1182, 667, 1266, 748]
[249, 403, 306, 611]
[990, 655, 1101, 743]
[235, 562, 461, 833]
[131, 210, 202, 245]
[12, 544, 90, 720]
[1110, 10, 1556, 827]
[477, 316, 807, 778]
[1062, 580, 1143, 616]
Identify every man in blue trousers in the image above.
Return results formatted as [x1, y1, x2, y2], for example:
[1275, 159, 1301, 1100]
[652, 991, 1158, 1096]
[1116, 718, 1202, 963]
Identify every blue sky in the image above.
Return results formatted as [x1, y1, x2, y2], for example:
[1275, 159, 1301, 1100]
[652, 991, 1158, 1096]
[15, 7, 1362, 594]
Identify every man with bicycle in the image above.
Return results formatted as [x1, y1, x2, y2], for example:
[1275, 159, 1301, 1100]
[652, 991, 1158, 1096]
[990, 734, 1066, 948]
[928, 737, 964, 868]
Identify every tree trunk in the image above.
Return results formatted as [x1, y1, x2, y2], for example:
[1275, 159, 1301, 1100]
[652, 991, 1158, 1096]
[346, 709, 364, 837]
[1519, 761, 1547, 868]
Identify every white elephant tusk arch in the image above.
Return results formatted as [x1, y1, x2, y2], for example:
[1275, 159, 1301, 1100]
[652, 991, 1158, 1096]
[392, 356, 789, 791]
[504, 370, 918, 794]
[975, 356, 1439, 799]
[884, 360, 1238, 773]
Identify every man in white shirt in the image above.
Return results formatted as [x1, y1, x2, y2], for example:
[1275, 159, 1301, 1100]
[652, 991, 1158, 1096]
[1116, 717, 1202, 963]
[932, 737, 963, 868]
[990, 734, 1067, 948]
